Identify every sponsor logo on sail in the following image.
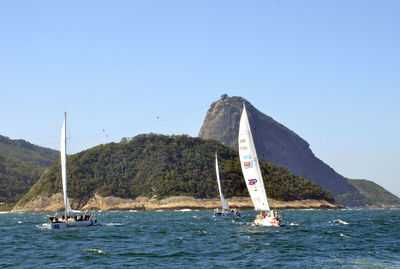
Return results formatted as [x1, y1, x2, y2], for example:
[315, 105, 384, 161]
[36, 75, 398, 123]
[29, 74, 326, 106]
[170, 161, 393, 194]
[243, 155, 252, 160]
[244, 161, 253, 169]
[248, 178, 257, 185]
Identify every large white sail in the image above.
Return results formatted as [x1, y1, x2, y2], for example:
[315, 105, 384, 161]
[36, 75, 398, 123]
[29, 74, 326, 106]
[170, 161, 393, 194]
[60, 113, 72, 215]
[215, 153, 229, 210]
[238, 104, 270, 211]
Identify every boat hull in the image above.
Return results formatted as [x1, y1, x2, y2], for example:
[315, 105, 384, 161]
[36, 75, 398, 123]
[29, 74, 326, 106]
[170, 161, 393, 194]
[51, 219, 96, 230]
[254, 216, 280, 227]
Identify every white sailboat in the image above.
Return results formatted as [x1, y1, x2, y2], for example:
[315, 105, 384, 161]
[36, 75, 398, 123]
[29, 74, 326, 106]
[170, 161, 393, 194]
[49, 113, 97, 229]
[213, 152, 241, 217]
[238, 104, 281, 226]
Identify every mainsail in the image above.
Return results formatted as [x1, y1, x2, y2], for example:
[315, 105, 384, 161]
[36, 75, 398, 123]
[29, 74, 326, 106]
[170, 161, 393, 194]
[238, 104, 270, 211]
[61, 113, 72, 215]
[215, 153, 229, 210]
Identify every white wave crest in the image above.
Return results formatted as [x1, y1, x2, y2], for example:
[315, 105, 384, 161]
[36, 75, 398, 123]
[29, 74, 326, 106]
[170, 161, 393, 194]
[104, 223, 124, 226]
[334, 219, 349, 225]
[36, 223, 52, 230]
[84, 248, 107, 254]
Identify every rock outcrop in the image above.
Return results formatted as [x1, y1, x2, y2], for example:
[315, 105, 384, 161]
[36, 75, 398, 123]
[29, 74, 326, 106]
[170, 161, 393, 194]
[12, 193, 341, 212]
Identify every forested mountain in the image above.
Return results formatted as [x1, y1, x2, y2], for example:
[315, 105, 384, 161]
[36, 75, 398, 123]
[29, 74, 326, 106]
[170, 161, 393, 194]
[0, 154, 43, 209]
[339, 179, 400, 207]
[0, 135, 59, 167]
[17, 134, 333, 207]
[198, 95, 399, 207]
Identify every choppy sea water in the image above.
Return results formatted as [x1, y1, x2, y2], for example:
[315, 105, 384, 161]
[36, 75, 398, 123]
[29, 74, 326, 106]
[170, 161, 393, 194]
[0, 209, 399, 268]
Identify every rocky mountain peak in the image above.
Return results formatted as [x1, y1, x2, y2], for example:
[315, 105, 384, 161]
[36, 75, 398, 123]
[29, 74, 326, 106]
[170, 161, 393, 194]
[198, 95, 357, 197]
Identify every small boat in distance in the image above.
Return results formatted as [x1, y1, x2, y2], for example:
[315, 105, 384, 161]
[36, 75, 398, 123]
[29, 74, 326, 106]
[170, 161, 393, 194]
[49, 113, 97, 229]
[238, 103, 281, 226]
[214, 152, 241, 217]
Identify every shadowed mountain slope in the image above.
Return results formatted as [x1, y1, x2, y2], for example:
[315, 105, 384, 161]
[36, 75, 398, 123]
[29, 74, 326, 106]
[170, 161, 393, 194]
[0, 154, 43, 209]
[0, 135, 58, 168]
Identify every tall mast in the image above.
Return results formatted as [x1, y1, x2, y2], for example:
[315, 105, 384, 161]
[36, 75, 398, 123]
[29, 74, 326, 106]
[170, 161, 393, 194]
[215, 152, 229, 210]
[61, 112, 68, 218]
[64, 112, 67, 218]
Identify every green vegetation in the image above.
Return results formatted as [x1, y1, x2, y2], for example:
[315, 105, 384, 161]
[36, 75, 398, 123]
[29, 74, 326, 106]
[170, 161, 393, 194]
[337, 178, 400, 207]
[18, 134, 333, 207]
[0, 154, 43, 209]
[332, 190, 371, 208]
[0, 135, 59, 167]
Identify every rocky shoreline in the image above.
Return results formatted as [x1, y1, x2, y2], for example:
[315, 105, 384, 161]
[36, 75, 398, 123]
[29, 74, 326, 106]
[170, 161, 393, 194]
[12, 193, 342, 212]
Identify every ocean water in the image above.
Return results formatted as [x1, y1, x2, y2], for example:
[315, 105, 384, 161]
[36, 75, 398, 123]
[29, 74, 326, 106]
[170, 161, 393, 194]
[0, 209, 399, 268]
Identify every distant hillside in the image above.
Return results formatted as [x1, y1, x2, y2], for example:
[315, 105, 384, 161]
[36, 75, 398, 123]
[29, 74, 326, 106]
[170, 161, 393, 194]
[198, 95, 396, 207]
[0, 154, 43, 209]
[0, 135, 59, 167]
[17, 134, 334, 207]
[338, 179, 400, 207]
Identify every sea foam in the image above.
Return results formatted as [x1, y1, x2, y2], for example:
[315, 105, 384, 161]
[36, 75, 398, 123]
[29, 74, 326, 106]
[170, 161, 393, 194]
[333, 219, 349, 225]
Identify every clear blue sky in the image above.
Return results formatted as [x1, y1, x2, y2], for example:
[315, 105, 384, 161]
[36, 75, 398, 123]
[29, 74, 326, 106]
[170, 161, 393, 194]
[0, 1, 399, 196]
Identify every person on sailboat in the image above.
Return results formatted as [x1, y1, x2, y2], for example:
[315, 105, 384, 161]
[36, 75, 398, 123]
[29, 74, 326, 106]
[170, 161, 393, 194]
[274, 211, 281, 221]
[232, 206, 240, 216]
